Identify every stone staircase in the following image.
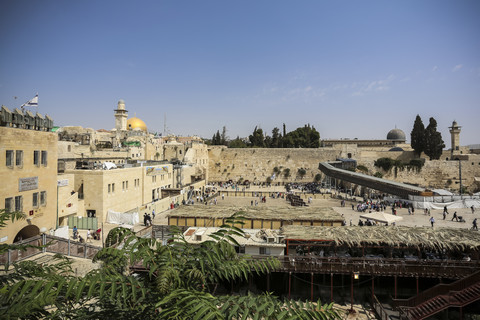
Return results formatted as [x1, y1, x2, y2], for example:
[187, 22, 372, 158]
[394, 270, 480, 319]
[286, 194, 307, 207]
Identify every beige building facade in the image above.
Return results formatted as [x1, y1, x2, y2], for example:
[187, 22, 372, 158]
[0, 126, 58, 244]
[64, 163, 174, 223]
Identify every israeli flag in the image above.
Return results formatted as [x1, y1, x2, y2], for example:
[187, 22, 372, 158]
[22, 94, 38, 107]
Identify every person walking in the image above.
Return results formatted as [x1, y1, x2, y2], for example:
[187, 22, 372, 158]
[86, 229, 92, 243]
[452, 212, 458, 222]
[473, 218, 478, 231]
[430, 216, 435, 228]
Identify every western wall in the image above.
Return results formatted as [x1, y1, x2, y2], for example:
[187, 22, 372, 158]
[207, 146, 480, 193]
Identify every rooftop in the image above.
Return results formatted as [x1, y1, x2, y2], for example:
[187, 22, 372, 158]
[281, 225, 480, 251]
[183, 227, 285, 247]
[168, 205, 344, 221]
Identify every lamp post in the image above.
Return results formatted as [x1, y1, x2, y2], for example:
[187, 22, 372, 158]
[350, 272, 359, 313]
[459, 159, 463, 196]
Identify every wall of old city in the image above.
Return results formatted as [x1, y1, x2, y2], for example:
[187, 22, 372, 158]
[371, 155, 480, 192]
[207, 146, 480, 192]
[207, 147, 342, 184]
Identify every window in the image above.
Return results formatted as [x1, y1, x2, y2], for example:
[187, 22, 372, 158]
[15, 150, 23, 167]
[259, 247, 271, 255]
[40, 191, 46, 206]
[41, 151, 47, 166]
[235, 246, 246, 254]
[108, 184, 111, 193]
[6, 150, 13, 167]
[32, 192, 39, 208]
[125, 181, 128, 190]
[34, 150, 40, 166]
[112, 183, 115, 193]
[152, 189, 155, 201]
[14, 196, 23, 212]
[122, 181, 125, 191]
[5, 198, 13, 213]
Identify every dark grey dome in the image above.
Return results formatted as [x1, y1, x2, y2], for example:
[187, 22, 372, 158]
[387, 128, 406, 141]
[389, 147, 404, 151]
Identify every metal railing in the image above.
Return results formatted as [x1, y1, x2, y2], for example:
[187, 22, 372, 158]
[0, 234, 102, 266]
[392, 269, 480, 309]
[372, 294, 391, 320]
[244, 255, 479, 279]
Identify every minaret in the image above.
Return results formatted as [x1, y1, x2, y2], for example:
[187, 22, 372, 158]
[114, 99, 128, 131]
[449, 120, 461, 158]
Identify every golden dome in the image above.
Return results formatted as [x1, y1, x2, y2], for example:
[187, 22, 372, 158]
[127, 117, 147, 132]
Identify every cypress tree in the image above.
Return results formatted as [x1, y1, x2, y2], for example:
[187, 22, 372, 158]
[424, 117, 445, 160]
[410, 114, 425, 156]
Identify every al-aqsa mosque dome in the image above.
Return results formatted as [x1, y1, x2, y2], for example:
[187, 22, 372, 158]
[127, 116, 147, 132]
[386, 128, 406, 142]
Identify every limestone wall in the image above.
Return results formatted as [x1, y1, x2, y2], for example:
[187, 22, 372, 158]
[207, 147, 480, 193]
[375, 157, 480, 192]
[208, 147, 342, 183]
[0, 127, 58, 244]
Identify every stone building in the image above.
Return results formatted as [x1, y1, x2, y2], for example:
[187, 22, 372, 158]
[0, 107, 57, 244]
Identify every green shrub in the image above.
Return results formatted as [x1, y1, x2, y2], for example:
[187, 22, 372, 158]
[374, 158, 395, 171]
[374, 172, 384, 178]
[356, 165, 368, 173]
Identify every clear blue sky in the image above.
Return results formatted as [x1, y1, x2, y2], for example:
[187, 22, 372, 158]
[1, 1, 479, 145]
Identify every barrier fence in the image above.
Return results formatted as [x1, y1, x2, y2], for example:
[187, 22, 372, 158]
[0, 234, 102, 266]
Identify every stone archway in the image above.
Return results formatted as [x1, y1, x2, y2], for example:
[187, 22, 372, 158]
[14, 225, 40, 243]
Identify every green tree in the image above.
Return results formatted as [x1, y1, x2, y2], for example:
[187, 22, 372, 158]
[221, 126, 228, 145]
[228, 136, 247, 148]
[249, 126, 265, 147]
[271, 127, 281, 148]
[283, 124, 320, 148]
[410, 114, 425, 157]
[424, 117, 445, 160]
[0, 210, 339, 319]
[297, 168, 307, 179]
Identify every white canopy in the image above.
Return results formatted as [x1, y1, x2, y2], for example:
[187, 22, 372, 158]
[360, 212, 403, 224]
[103, 162, 117, 170]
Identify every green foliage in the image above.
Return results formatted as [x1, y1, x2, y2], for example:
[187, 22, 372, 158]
[219, 292, 339, 320]
[407, 159, 424, 171]
[314, 173, 322, 182]
[249, 126, 266, 147]
[0, 211, 339, 319]
[374, 157, 396, 171]
[374, 172, 384, 178]
[375, 157, 423, 174]
[283, 168, 291, 178]
[410, 114, 425, 157]
[228, 136, 248, 148]
[424, 117, 445, 160]
[282, 124, 320, 148]
[356, 165, 368, 173]
[297, 168, 307, 178]
[271, 127, 282, 148]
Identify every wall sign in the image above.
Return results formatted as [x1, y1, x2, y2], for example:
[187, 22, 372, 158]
[19, 177, 38, 192]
